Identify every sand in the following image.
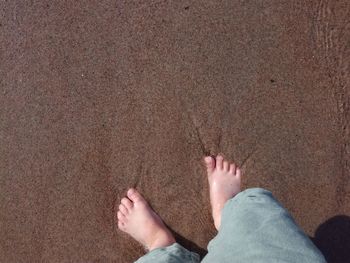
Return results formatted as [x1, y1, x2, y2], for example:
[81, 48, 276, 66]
[0, 1, 349, 262]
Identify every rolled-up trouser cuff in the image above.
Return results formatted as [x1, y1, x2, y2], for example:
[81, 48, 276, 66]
[134, 243, 200, 263]
[203, 188, 326, 263]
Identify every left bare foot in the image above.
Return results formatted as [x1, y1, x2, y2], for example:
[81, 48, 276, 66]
[117, 188, 175, 251]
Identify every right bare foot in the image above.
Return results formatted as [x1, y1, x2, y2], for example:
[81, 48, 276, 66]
[117, 188, 175, 251]
[204, 155, 242, 230]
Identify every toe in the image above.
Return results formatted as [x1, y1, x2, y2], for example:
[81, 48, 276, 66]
[118, 220, 125, 230]
[117, 211, 127, 223]
[119, 204, 128, 215]
[236, 167, 242, 179]
[229, 163, 236, 174]
[127, 188, 145, 203]
[216, 155, 223, 170]
[121, 197, 133, 210]
[223, 161, 229, 171]
[204, 156, 215, 174]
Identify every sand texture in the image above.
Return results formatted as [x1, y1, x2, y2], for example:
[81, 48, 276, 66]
[1, 1, 349, 262]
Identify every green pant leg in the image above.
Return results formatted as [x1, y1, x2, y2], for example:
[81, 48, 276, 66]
[134, 243, 200, 263]
[202, 188, 326, 263]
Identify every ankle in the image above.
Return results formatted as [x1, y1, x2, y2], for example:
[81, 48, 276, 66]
[148, 230, 176, 251]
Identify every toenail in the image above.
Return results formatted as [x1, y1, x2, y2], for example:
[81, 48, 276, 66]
[127, 188, 135, 196]
[205, 156, 212, 162]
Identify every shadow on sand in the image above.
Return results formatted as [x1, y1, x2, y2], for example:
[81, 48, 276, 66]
[170, 229, 208, 259]
[312, 215, 350, 263]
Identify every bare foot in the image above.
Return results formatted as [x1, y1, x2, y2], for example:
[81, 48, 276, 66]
[204, 155, 242, 230]
[117, 188, 175, 251]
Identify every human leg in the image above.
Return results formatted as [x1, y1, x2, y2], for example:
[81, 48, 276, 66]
[201, 155, 326, 263]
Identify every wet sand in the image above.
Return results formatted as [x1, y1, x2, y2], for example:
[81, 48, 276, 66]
[0, 1, 349, 262]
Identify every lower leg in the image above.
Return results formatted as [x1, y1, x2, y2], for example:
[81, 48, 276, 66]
[202, 155, 326, 263]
